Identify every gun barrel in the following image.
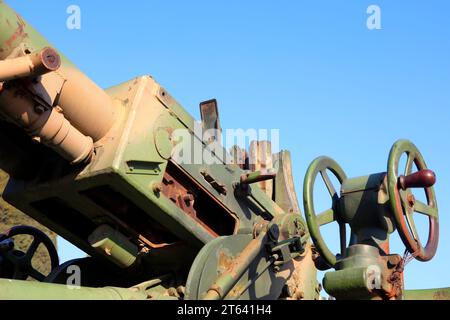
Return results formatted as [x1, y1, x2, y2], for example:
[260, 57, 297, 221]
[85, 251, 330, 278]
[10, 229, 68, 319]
[0, 2, 117, 170]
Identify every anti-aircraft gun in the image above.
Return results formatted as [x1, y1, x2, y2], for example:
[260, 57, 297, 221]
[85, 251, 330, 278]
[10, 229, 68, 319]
[0, 2, 448, 300]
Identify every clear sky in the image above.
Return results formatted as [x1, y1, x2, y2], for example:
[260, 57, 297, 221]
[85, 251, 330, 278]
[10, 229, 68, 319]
[6, 0, 450, 290]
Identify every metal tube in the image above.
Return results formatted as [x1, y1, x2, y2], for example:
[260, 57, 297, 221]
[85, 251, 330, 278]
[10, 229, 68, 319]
[0, 82, 94, 164]
[0, 47, 61, 82]
[0, 2, 116, 142]
[0, 279, 148, 300]
[55, 66, 116, 141]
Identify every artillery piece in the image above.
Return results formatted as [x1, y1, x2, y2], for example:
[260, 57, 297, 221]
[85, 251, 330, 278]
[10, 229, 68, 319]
[0, 2, 448, 300]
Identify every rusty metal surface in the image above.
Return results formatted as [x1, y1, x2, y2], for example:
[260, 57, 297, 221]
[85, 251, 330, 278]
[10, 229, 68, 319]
[200, 99, 221, 144]
[0, 13, 28, 57]
[249, 141, 274, 198]
[160, 170, 219, 237]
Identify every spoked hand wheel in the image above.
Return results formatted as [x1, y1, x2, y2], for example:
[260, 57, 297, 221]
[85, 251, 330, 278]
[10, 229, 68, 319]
[388, 139, 439, 262]
[0, 226, 59, 281]
[303, 156, 348, 269]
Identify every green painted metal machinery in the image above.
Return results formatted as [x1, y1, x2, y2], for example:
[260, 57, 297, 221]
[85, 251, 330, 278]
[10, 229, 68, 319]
[0, 1, 448, 300]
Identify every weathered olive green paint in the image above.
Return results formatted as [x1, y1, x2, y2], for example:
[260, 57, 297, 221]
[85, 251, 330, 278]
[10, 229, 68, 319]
[340, 173, 395, 250]
[88, 225, 138, 268]
[303, 156, 347, 268]
[323, 245, 402, 300]
[0, 279, 148, 300]
[186, 234, 290, 300]
[0, 2, 447, 301]
[387, 139, 439, 262]
[404, 287, 450, 300]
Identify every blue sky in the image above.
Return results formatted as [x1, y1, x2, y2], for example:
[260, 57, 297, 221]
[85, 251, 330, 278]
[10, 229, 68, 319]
[6, 0, 450, 290]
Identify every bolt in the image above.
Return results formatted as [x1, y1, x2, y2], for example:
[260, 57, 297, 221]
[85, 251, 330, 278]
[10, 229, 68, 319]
[407, 194, 416, 207]
[152, 182, 164, 195]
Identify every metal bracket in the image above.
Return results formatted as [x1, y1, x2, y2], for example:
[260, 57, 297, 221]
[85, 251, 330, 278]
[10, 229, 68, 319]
[200, 99, 221, 144]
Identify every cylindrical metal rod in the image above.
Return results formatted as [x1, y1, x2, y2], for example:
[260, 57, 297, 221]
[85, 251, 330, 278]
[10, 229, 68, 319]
[0, 279, 148, 300]
[240, 169, 277, 185]
[0, 2, 116, 142]
[203, 232, 267, 300]
[55, 67, 116, 141]
[235, 254, 277, 299]
[0, 47, 61, 82]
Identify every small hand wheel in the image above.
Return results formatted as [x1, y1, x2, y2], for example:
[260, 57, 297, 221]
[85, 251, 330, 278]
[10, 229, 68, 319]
[388, 140, 439, 262]
[303, 156, 348, 269]
[0, 226, 59, 281]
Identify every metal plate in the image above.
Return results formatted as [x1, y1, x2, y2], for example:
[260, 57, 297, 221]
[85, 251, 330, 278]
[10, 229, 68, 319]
[185, 234, 290, 300]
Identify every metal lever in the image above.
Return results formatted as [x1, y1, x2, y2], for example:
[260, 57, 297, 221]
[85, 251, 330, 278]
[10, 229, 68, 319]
[398, 169, 436, 190]
[240, 169, 277, 185]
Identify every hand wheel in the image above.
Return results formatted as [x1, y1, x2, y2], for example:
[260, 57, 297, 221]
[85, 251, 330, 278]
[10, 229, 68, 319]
[303, 156, 348, 269]
[387, 139, 439, 262]
[0, 225, 59, 281]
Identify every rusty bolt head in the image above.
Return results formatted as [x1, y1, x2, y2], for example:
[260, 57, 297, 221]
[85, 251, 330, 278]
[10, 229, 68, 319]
[407, 194, 416, 207]
[152, 182, 164, 195]
[39, 47, 61, 71]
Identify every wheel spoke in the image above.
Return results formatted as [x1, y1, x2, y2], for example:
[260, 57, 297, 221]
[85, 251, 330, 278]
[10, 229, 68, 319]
[405, 152, 415, 176]
[28, 267, 46, 281]
[414, 200, 438, 218]
[320, 170, 337, 198]
[405, 211, 420, 241]
[399, 190, 410, 211]
[26, 239, 41, 259]
[317, 208, 335, 226]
